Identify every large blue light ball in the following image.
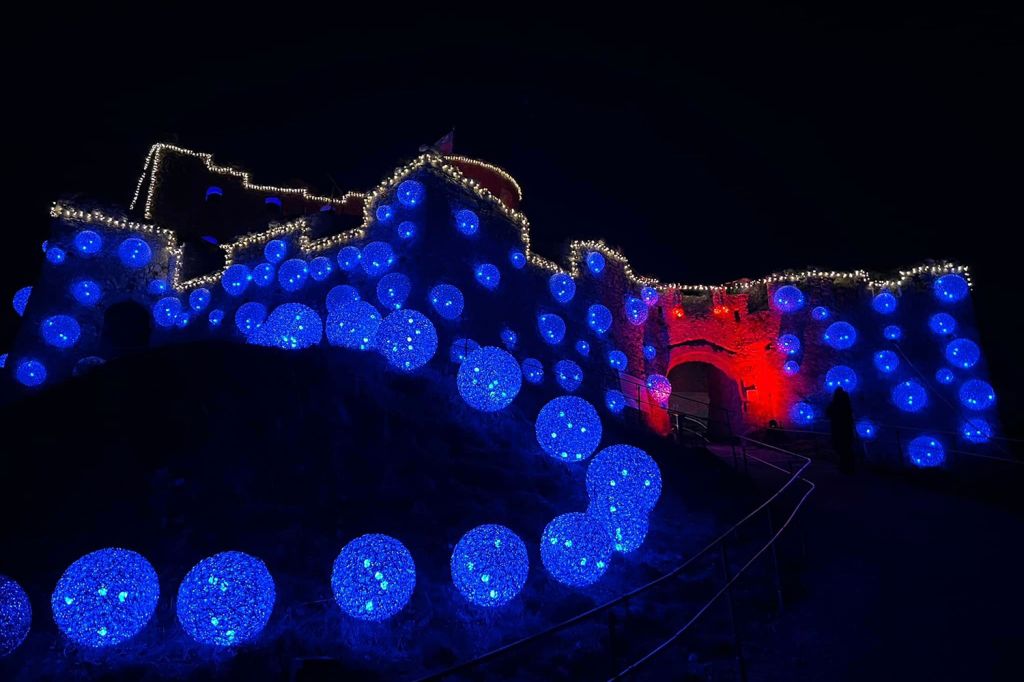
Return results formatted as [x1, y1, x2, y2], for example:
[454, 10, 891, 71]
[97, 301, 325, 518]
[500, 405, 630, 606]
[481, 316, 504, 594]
[586, 251, 606, 275]
[892, 380, 928, 412]
[117, 238, 152, 268]
[222, 264, 252, 296]
[451, 525, 528, 607]
[961, 419, 992, 444]
[790, 401, 815, 425]
[376, 272, 412, 310]
[778, 334, 801, 355]
[332, 534, 416, 622]
[883, 325, 903, 341]
[429, 284, 464, 320]
[176, 551, 275, 646]
[587, 444, 662, 516]
[377, 309, 438, 371]
[825, 365, 858, 392]
[540, 513, 613, 588]
[375, 204, 394, 223]
[310, 256, 334, 282]
[500, 327, 518, 350]
[12, 286, 31, 316]
[783, 360, 800, 376]
[474, 263, 500, 290]
[327, 284, 361, 312]
[945, 338, 981, 369]
[51, 548, 159, 648]
[522, 358, 544, 384]
[508, 249, 526, 269]
[454, 209, 479, 236]
[46, 246, 66, 265]
[907, 436, 945, 468]
[153, 297, 183, 328]
[15, 359, 46, 387]
[397, 221, 417, 239]
[587, 304, 612, 335]
[450, 338, 480, 364]
[576, 339, 590, 357]
[235, 302, 267, 336]
[625, 297, 648, 326]
[608, 350, 628, 371]
[555, 359, 584, 392]
[929, 313, 956, 336]
[605, 390, 626, 414]
[936, 367, 955, 384]
[772, 285, 805, 313]
[934, 274, 969, 304]
[278, 258, 309, 292]
[188, 288, 211, 312]
[856, 419, 877, 440]
[249, 303, 323, 350]
[0, 575, 31, 657]
[71, 279, 102, 306]
[458, 346, 522, 412]
[823, 321, 857, 349]
[872, 291, 898, 315]
[646, 374, 672, 405]
[588, 507, 649, 554]
[337, 246, 361, 271]
[41, 315, 81, 348]
[873, 350, 899, 374]
[549, 273, 576, 304]
[396, 179, 425, 207]
[537, 313, 566, 344]
[361, 242, 395, 278]
[643, 344, 657, 361]
[535, 396, 602, 462]
[959, 379, 996, 411]
[73, 230, 103, 256]
[326, 301, 382, 350]
[811, 306, 830, 321]
[264, 239, 288, 263]
[641, 286, 659, 306]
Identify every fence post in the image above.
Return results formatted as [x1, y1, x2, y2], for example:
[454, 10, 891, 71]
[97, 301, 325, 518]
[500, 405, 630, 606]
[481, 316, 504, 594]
[719, 542, 748, 682]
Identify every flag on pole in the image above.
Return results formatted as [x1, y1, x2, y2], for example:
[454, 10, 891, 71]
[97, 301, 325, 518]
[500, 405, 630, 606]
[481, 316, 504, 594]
[433, 130, 454, 154]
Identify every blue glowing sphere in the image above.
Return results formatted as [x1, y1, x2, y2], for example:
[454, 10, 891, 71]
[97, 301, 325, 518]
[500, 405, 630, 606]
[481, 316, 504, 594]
[46, 246, 67, 265]
[222, 264, 252, 296]
[538, 313, 567, 345]
[376, 272, 411, 310]
[790, 401, 815, 425]
[536, 396, 602, 462]
[555, 359, 584, 392]
[625, 297, 648, 326]
[646, 374, 672, 405]
[12, 286, 31, 316]
[508, 249, 526, 269]
[41, 315, 81, 348]
[883, 325, 903, 341]
[249, 303, 323, 350]
[51, 548, 159, 648]
[498, 328, 516, 351]
[587, 304, 612, 335]
[945, 338, 980, 369]
[326, 301, 382, 350]
[310, 256, 334, 282]
[176, 551, 275, 647]
[337, 246, 361, 271]
[264, 239, 288, 263]
[73, 230, 103, 256]
[148, 279, 168, 296]
[907, 436, 945, 468]
[451, 525, 528, 607]
[892, 380, 928, 412]
[576, 339, 590, 357]
[929, 313, 956, 336]
[450, 338, 480, 364]
[855, 419, 877, 440]
[332, 534, 416, 622]
[772, 285, 805, 313]
[396, 180, 425, 207]
[235, 302, 267, 336]
[15, 359, 46, 387]
[153, 297, 183, 328]
[873, 350, 899, 374]
[117, 238, 151, 268]
[608, 350, 628, 371]
[823, 321, 857, 349]
[872, 291, 898, 315]
[278, 258, 309, 292]
[375, 204, 394, 223]
[208, 309, 225, 327]
[175, 312, 191, 329]
[960, 418, 992, 444]
[0, 575, 31, 656]
[522, 358, 544, 384]
[377, 309, 437, 371]
[587, 444, 662, 516]
[454, 209, 479, 236]
[188, 288, 211, 312]
[549, 273, 576, 303]
[959, 379, 996, 411]
[640, 287, 659, 306]
[934, 274, 969, 303]
[643, 344, 657, 361]
[586, 251, 605, 275]
[71, 279, 102, 306]
[429, 284, 464, 320]
[811, 306, 830, 321]
[605, 390, 626, 414]
[540, 513, 613, 588]
[0, 354, 6, 369]
[41, 240, 47, 252]
[397, 221, 416, 240]
[474, 263, 500, 290]
[327, 284, 361, 312]
[825, 365, 858, 392]
[362, 242, 395, 278]
[935, 367, 955, 385]
[458, 346, 522, 412]
[778, 334, 801, 355]
[783, 360, 800, 375]
[588, 505, 648, 554]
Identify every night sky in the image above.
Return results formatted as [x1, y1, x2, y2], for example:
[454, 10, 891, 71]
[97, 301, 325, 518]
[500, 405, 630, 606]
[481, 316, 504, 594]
[3, 8, 1021, 430]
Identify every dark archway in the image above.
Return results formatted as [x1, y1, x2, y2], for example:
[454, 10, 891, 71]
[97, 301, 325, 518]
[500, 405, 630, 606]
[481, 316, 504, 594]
[100, 301, 152, 356]
[668, 361, 743, 439]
